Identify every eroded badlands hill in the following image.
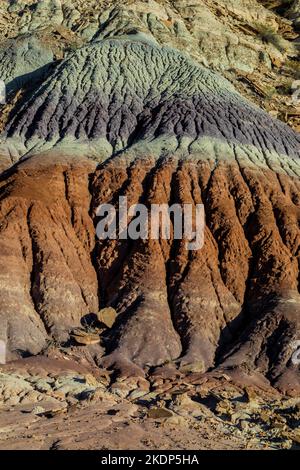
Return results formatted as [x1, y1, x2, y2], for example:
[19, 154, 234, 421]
[0, 1, 299, 399]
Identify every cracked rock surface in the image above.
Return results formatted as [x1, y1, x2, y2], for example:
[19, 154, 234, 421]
[0, 357, 299, 450]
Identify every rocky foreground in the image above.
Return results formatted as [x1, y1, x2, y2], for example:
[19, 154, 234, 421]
[0, 356, 300, 450]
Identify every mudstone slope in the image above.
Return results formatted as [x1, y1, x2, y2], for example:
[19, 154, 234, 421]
[0, 0, 299, 400]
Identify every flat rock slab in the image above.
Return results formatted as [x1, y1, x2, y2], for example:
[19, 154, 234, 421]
[97, 308, 117, 328]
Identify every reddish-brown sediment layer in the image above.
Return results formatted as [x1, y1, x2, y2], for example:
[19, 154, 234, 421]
[0, 153, 299, 394]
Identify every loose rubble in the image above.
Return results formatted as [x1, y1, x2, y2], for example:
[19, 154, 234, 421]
[0, 359, 299, 450]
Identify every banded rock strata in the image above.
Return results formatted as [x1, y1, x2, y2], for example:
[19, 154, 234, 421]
[0, 3, 299, 396]
[2, 38, 300, 163]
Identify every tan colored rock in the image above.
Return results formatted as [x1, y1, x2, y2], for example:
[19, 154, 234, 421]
[179, 361, 206, 374]
[245, 386, 259, 403]
[148, 407, 173, 419]
[97, 307, 117, 328]
[84, 373, 99, 387]
[71, 334, 100, 345]
[70, 328, 100, 345]
[165, 415, 188, 427]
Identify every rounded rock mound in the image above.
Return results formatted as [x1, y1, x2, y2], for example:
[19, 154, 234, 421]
[2, 37, 300, 169]
[0, 35, 299, 395]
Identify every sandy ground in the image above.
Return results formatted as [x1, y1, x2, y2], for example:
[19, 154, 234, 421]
[0, 356, 299, 450]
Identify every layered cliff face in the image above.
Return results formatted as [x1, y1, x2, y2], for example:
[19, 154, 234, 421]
[0, 1, 299, 396]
